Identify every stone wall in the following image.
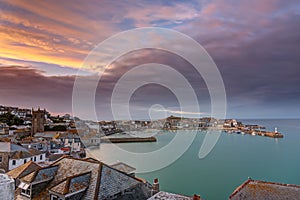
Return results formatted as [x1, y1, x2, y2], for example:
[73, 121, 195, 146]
[0, 152, 10, 172]
[31, 108, 45, 135]
[0, 174, 15, 200]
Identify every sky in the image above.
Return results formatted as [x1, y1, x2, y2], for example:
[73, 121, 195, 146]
[0, 0, 300, 119]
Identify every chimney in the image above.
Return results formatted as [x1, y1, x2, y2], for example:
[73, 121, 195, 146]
[151, 178, 159, 195]
[193, 194, 201, 200]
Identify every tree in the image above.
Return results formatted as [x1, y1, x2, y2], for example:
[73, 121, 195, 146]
[0, 112, 24, 126]
[44, 125, 67, 131]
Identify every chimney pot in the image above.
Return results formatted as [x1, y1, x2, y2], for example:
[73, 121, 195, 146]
[152, 178, 160, 195]
[193, 194, 201, 200]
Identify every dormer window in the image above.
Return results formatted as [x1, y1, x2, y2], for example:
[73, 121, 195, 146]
[50, 194, 63, 200]
[19, 182, 31, 197]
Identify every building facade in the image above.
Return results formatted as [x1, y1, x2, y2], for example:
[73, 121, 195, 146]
[0, 174, 15, 200]
[31, 108, 46, 135]
[0, 123, 9, 135]
[0, 142, 45, 172]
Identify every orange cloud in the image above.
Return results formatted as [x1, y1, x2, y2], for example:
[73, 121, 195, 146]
[0, 24, 88, 67]
[0, 0, 121, 69]
[0, 0, 202, 72]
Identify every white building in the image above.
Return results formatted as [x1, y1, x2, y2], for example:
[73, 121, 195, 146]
[0, 123, 9, 135]
[0, 106, 31, 119]
[0, 142, 46, 172]
[0, 174, 14, 200]
[8, 150, 46, 171]
[57, 132, 82, 152]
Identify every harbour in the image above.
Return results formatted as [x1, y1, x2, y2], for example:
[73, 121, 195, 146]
[89, 119, 300, 199]
[224, 128, 284, 138]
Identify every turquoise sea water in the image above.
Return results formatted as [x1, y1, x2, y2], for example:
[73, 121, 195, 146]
[89, 119, 300, 199]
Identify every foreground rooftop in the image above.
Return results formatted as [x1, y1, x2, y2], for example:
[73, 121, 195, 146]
[14, 155, 152, 199]
[230, 179, 300, 200]
[6, 161, 40, 180]
[148, 191, 195, 200]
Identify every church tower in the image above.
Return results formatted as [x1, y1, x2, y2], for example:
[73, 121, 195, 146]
[31, 107, 46, 136]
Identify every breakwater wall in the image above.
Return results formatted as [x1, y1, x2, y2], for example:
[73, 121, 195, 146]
[101, 137, 157, 143]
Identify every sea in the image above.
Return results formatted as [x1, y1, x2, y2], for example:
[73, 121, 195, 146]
[88, 119, 300, 199]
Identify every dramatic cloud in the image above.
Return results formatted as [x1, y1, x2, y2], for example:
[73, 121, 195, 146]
[0, 0, 299, 118]
[0, 66, 74, 114]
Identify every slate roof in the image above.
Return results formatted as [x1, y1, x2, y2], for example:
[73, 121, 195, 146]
[98, 165, 142, 199]
[15, 156, 152, 200]
[49, 156, 101, 199]
[20, 171, 36, 183]
[0, 142, 28, 152]
[57, 132, 80, 139]
[21, 165, 58, 183]
[34, 132, 59, 138]
[47, 154, 65, 162]
[6, 161, 41, 179]
[148, 191, 193, 200]
[229, 179, 300, 200]
[10, 149, 44, 159]
[110, 162, 136, 174]
[49, 171, 91, 195]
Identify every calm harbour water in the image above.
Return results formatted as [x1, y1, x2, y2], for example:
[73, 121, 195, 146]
[89, 119, 300, 199]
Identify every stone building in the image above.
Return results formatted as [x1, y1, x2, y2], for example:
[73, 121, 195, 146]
[0, 174, 15, 200]
[0, 151, 10, 173]
[31, 108, 46, 136]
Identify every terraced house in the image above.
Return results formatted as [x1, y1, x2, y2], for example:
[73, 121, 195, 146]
[0, 142, 45, 173]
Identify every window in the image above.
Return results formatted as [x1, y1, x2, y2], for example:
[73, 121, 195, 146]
[21, 188, 31, 197]
[74, 138, 80, 143]
[40, 154, 43, 160]
[12, 160, 16, 165]
[24, 159, 27, 164]
[51, 195, 58, 200]
[0, 156, 2, 163]
[34, 157, 36, 162]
